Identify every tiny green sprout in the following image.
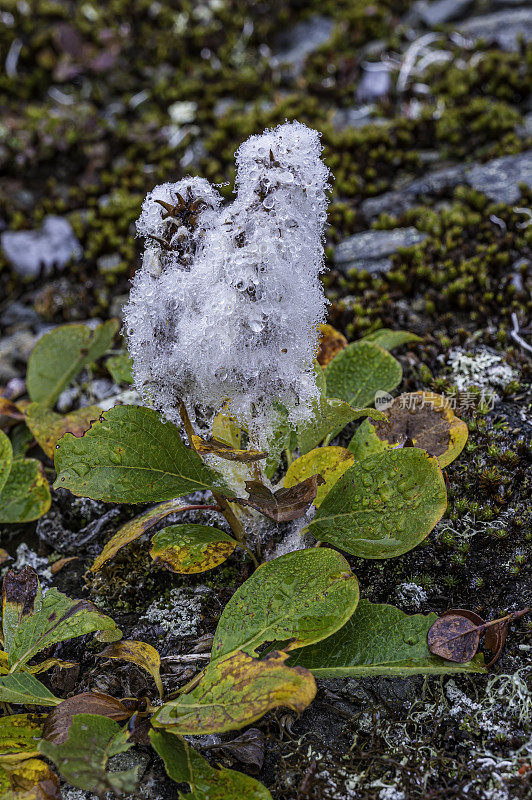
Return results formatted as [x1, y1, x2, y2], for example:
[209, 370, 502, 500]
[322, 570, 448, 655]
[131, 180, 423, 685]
[492, 528, 509, 540]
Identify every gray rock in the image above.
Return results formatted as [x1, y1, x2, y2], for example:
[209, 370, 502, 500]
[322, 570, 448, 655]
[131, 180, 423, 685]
[0, 330, 36, 382]
[457, 9, 532, 51]
[334, 227, 428, 273]
[1, 215, 82, 278]
[0, 301, 40, 329]
[360, 164, 466, 221]
[413, 0, 475, 27]
[332, 106, 389, 130]
[407, 164, 466, 196]
[96, 252, 122, 273]
[466, 151, 532, 204]
[271, 16, 335, 73]
[356, 63, 391, 103]
[361, 191, 416, 221]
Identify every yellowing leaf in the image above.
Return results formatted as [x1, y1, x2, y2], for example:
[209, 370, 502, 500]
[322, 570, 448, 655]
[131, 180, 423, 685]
[25, 404, 100, 459]
[97, 640, 163, 698]
[154, 650, 316, 735]
[349, 392, 468, 468]
[25, 659, 77, 675]
[150, 524, 236, 575]
[211, 412, 243, 449]
[0, 398, 26, 424]
[0, 757, 60, 799]
[317, 324, 348, 366]
[284, 447, 354, 507]
[191, 435, 267, 463]
[0, 714, 46, 764]
[90, 497, 190, 572]
[0, 652, 8, 675]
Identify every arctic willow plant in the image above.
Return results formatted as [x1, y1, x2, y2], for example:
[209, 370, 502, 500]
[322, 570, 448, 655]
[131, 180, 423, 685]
[125, 121, 330, 445]
[32, 122, 484, 798]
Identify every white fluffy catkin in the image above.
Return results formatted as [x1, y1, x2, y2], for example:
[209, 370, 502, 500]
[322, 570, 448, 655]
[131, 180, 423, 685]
[124, 121, 330, 446]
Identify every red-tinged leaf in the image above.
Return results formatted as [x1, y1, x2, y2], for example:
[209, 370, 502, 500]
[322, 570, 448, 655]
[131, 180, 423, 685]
[42, 692, 135, 744]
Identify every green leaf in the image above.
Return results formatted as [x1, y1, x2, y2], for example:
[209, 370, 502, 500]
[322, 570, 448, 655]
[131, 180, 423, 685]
[27, 320, 119, 407]
[150, 524, 237, 574]
[7, 585, 120, 672]
[284, 447, 354, 507]
[9, 424, 35, 459]
[359, 329, 422, 350]
[0, 674, 60, 706]
[312, 358, 327, 395]
[39, 713, 138, 795]
[149, 729, 273, 800]
[212, 548, 359, 663]
[53, 405, 235, 504]
[297, 397, 385, 455]
[153, 650, 316, 735]
[0, 459, 51, 524]
[288, 600, 486, 677]
[307, 449, 447, 559]
[264, 403, 294, 480]
[325, 341, 402, 408]
[0, 430, 12, 496]
[105, 353, 134, 385]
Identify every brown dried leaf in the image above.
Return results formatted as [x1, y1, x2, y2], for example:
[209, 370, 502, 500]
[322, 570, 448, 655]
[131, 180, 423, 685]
[2, 565, 40, 653]
[428, 607, 530, 665]
[0, 398, 25, 425]
[235, 476, 323, 522]
[427, 611, 482, 663]
[216, 728, 265, 771]
[42, 692, 134, 745]
[350, 392, 468, 468]
[50, 557, 79, 575]
[191, 435, 267, 463]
